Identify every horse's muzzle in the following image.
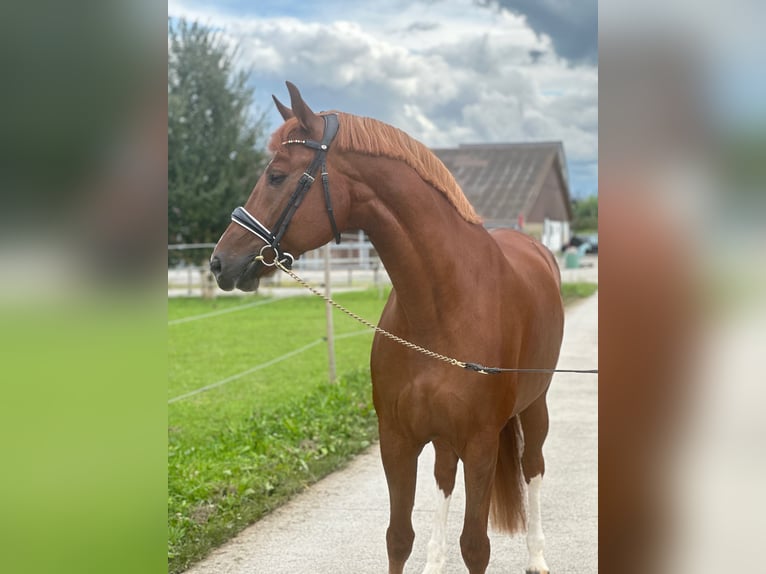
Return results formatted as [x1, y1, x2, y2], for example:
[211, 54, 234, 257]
[209, 253, 262, 292]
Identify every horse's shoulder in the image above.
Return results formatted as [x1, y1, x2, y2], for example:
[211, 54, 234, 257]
[488, 228, 561, 288]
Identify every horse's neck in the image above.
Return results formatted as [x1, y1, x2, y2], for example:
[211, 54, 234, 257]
[348, 156, 494, 326]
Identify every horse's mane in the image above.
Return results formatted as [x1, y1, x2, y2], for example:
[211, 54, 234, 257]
[270, 112, 482, 224]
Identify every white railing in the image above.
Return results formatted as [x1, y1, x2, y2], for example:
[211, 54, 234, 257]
[168, 233, 389, 297]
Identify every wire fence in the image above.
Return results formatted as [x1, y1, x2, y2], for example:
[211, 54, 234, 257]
[168, 328, 373, 404]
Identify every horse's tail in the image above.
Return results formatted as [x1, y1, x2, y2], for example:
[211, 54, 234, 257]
[490, 416, 527, 534]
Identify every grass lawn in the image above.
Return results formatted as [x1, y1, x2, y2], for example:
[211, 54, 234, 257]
[169, 292, 385, 433]
[561, 281, 598, 305]
[168, 282, 597, 573]
[168, 289, 389, 573]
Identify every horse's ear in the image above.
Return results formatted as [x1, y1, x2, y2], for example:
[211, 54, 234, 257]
[272, 95, 294, 121]
[285, 81, 323, 137]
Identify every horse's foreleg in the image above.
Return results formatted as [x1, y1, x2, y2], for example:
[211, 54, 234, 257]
[520, 394, 551, 574]
[459, 436, 498, 574]
[422, 440, 459, 574]
[380, 426, 420, 574]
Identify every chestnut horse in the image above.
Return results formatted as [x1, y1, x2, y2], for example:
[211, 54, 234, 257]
[210, 82, 564, 574]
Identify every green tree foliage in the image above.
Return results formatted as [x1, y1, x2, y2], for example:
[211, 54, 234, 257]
[571, 194, 598, 232]
[168, 19, 269, 260]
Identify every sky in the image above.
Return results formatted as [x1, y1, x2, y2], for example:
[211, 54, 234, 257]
[168, 0, 598, 198]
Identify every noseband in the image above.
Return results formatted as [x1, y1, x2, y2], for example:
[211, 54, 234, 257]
[230, 113, 341, 269]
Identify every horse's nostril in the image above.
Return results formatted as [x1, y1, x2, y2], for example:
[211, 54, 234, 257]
[210, 256, 222, 275]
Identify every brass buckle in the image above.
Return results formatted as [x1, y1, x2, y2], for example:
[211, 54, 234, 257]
[255, 244, 294, 268]
[255, 244, 279, 266]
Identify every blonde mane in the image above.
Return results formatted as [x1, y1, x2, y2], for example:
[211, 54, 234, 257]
[270, 113, 482, 224]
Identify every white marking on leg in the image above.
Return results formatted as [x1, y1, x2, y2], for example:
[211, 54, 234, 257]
[526, 475, 549, 573]
[422, 483, 451, 574]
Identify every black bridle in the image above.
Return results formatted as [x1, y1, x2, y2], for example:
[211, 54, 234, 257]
[230, 113, 341, 269]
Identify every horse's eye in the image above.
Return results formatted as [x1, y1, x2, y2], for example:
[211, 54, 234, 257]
[268, 172, 287, 186]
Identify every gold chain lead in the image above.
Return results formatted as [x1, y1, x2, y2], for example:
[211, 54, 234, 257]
[274, 260, 469, 371]
[270, 259, 598, 376]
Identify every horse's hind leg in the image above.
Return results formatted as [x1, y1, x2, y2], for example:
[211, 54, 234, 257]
[520, 392, 551, 574]
[380, 425, 421, 574]
[422, 439, 459, 574]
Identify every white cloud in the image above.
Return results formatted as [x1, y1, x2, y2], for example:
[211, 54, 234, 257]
[169, 0, 597, 193]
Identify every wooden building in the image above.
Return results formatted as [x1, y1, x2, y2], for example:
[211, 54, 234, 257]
[295, 141, 574, 272]
[433, 142, 573, 252]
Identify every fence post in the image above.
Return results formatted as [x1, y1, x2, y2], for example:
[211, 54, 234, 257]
[324, 243, 337, 383]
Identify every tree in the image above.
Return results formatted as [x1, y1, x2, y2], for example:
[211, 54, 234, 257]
[168, 19, 269, 262]
[571, 194, 598, 232]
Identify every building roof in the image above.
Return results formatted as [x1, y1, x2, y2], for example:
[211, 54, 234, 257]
[432, 142, 572, 226]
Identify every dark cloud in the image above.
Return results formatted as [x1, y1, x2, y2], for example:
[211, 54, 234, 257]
[405, 21, 440, 33]
[478, 0, 597, 64]
[528, 49, 545, 63]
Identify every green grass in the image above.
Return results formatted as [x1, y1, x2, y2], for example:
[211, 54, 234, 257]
[168, 282, 597, 573]
[168, 369, 377, 573]
[561, 281, 598, 305]
[168, 291, 389, 440]
[168, 290, 389, 573]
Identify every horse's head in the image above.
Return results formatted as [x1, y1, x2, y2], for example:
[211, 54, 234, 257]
[210, 82, 352, 291]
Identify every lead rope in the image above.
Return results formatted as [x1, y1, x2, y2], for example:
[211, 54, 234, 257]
[269, 258, 598, 376]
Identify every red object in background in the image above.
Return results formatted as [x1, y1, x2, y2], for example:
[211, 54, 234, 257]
[517, 214, 524, 229]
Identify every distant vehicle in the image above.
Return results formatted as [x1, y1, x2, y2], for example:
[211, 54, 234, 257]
[584, 233, 598, 254]
[563, 233, 598, 255]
